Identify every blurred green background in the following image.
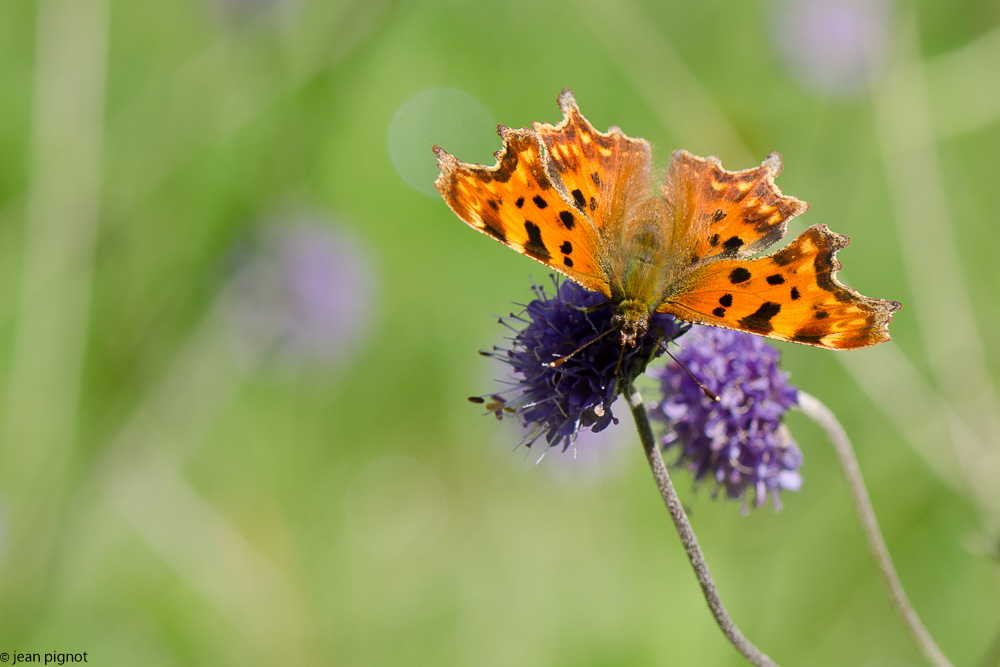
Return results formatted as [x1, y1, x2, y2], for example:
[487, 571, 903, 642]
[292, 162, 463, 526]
[1, 0, 998, 665]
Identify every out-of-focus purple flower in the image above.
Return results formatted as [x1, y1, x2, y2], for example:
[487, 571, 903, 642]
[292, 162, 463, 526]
[650, 327, 802, 510]
[770, 0, 893, 96]
[473, 277, 688, 451]
[224, 218, 376, 371]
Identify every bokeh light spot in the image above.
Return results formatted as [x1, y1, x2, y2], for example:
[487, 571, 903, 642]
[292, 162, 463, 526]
[388, 89, 495, 196]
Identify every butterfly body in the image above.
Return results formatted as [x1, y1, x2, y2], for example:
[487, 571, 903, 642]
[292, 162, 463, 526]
[435, 89, 899, 350]
[606, 217, 677, 344]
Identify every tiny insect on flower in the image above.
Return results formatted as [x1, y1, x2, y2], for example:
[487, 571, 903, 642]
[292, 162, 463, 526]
[650, 327, 803, 510]
[472, 276, 688, 451]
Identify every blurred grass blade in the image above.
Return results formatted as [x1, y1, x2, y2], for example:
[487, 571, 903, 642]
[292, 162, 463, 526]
[577, 0, 754, 165]
[871, 13, 1000, 521]
[0, 0, 109, 628]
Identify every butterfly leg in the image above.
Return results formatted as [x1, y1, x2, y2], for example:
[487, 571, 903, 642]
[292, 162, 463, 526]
[612, 339, 628, 379]
[564, 299, 612, 314]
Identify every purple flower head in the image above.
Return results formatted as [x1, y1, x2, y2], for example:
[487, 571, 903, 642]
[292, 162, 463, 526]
[650, 327, 802, 510]
[224, 218, 376, 371]
[473, 276, 688, 451]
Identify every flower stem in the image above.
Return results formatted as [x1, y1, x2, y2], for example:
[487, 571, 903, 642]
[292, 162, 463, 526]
[626, 386, 778, 667]
[796, 390, 953, 667]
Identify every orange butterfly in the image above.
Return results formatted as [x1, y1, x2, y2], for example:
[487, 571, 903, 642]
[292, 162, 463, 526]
[434, 89, 899, 349]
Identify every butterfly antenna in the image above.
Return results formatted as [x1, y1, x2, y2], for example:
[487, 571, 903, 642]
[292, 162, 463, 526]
[659, 342, 719, 402]
[546, 327, 615, 368]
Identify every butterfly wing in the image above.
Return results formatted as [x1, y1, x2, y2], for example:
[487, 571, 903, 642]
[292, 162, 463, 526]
[658, 167, 901, 351]
[434, 89, 652, 297]
[663, 149, 809, 264]
[532, 89, 652, 237]
[436, 94, 900, 350]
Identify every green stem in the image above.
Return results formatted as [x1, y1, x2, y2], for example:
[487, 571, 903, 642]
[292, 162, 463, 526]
[797, 390, 953, 667]
[626, 386, 778, 667]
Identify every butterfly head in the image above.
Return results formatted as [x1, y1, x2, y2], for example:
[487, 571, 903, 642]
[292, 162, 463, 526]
[610, 300, 651, 347]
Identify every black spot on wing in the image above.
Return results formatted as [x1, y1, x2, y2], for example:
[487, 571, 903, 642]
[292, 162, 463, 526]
[515, 197, 524, 208]
[563, 257, 574, 268]
[712, 307, 726, 318]
[719, 294, 733, 307]
[814, 248, 853, 303]
[558, 210, 575, 230]
[532, 195, 548, 209]
[772, 243, 805, 267]
[560, 241, 572, 254]
[480, 211, 507, 244]
[488, 199, 499, 211]
[709, 233, 720, 247]
[571, 189, 587, 211]
[723, 236, 744, 252]
[793, 330, 825, 345]
[790, 287, 801, 300]
[523, 220, 550, 260]
[814, 311, 829, 320]
[712, 209, 726, 223]
[729, 268, 751, 284]
[766, 274, 785, 285]
[493, 149, 519, 183]
[591, 172, 602, 187]
[739, 301, 782, 334]
[589, 196, 597, 211]
[742, 207, 781, 235]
